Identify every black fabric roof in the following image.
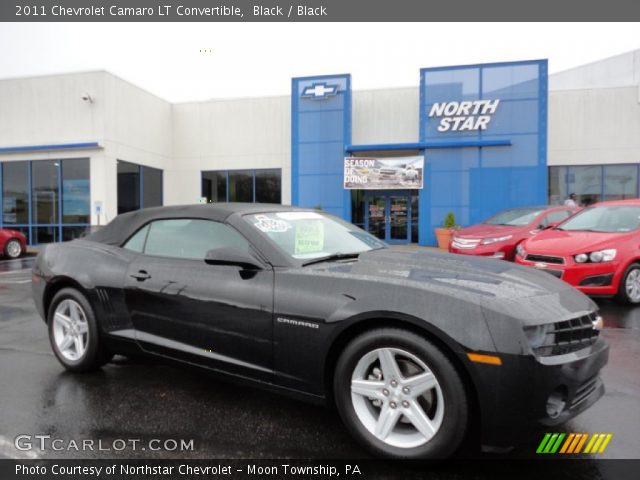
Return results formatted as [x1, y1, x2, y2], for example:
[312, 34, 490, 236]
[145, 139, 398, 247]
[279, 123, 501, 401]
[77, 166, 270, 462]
[85, 203, 293, 246]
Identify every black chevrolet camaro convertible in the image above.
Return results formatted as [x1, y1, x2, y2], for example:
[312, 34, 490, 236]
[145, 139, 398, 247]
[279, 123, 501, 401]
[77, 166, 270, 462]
[32, 204, 609, 458]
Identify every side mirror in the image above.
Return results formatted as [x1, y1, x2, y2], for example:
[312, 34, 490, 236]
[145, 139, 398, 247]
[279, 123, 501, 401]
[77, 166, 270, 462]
[204, 247, 262, 270]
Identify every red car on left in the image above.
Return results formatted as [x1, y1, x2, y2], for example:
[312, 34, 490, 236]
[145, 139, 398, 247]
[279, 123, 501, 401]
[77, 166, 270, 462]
[0, 228, 27, 259]
[449, 205, 579, 261]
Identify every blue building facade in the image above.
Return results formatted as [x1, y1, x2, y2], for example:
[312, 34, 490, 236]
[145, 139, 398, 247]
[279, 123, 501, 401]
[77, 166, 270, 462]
[292, 60, 548, 246]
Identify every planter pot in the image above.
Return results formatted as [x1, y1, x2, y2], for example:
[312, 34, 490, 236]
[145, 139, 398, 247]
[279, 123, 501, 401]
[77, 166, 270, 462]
[435, 228, 453, 250]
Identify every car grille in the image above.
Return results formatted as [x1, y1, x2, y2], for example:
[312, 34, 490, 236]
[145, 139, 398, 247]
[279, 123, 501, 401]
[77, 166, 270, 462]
[525, 254, 565, 264]
[533, 312, 600, 357]
[451, 238, 480, 249]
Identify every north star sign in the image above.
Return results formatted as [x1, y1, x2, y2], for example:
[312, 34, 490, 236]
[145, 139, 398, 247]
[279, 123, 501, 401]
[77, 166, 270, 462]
[428, 99, 500, 132]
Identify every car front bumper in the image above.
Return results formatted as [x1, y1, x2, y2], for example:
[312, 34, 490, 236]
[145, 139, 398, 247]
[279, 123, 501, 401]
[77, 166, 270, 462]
[464, 337, 609, 447]
[515, 256, 621, 296]
[449, 243, 516, 261]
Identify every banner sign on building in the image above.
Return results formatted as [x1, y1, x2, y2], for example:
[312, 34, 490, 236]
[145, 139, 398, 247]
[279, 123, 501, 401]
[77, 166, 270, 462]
[344, 156, 424, 190]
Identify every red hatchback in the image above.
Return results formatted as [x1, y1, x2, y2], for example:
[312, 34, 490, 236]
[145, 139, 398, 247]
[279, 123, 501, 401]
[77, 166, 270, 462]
[449, 206, 578, 261]
[515, 199, 640, 303]
[1, 228, 27, 259]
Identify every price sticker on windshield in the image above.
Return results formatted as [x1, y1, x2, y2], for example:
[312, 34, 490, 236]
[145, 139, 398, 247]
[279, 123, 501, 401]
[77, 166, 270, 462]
[295, 221, 325, 255]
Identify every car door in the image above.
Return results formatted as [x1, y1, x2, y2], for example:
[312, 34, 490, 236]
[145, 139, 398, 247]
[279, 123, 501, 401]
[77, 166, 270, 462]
[123, 218, 273, 381]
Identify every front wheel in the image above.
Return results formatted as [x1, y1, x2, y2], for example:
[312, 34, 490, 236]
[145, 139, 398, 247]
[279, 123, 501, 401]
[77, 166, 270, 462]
[48, 288, 113, 372]
[616, 263, 640, 304]
[4, 239, 22, 259]
[334, 328, 469, 459]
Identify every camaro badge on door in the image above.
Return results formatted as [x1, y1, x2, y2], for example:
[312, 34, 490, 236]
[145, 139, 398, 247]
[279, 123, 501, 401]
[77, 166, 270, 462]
[277, 317, 319, 329]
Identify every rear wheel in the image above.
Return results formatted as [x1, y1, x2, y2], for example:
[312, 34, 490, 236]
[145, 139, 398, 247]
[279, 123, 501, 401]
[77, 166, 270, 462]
[616, 263, 640, 304]
[48, 288, 113, 372]
[4, 239, 22, 259]
[333, 328, 468, 459]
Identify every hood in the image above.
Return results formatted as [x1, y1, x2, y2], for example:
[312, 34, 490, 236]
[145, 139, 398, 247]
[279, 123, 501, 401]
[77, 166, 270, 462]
[307, 248, 596, 326]
[454, 224, 522, 239]
[524, 229, 629, 255]
[316, 248, 583, 301]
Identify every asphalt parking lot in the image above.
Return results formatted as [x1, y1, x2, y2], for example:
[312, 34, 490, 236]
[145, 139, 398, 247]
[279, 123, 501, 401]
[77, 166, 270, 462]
[0, 256, 639, 465]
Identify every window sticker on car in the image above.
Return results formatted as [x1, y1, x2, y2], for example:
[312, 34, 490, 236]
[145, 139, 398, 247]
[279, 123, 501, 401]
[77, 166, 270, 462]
[276, 211, 323, 220]
[295, 220, 325, 255]
[252, 215, 292, 233]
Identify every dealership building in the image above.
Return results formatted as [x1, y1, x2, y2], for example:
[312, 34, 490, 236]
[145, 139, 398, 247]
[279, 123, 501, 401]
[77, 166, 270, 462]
[1, 49, 639, 246]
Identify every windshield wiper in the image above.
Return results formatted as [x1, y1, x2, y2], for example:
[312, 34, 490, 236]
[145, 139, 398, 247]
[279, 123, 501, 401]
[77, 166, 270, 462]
[302, 253, 361, 267]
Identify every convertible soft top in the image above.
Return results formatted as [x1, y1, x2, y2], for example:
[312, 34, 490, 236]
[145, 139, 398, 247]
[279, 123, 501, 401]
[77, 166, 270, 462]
[85, 203, 293, 246]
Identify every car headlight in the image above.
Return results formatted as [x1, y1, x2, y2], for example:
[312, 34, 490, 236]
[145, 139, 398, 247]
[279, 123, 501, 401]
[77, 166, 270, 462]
[481, 235, 512, 245]
[574, 249, 616, 263]
[575, 253, 588, 263]
[516, 243, 526, 258]
[524, 324, 555, 349]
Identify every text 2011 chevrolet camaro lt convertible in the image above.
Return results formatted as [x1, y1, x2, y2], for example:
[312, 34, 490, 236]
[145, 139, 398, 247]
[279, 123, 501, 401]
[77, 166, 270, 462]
[32, 204, 609, 459]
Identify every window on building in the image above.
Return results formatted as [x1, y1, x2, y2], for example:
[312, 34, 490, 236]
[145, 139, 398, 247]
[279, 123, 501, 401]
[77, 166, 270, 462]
[604, 165, 638, 201]
[2, 161, 29, 226]
[62, 159, 90, 224]
[549, 165, 639, 206]
[117, 160, 163, 214]
[228, 170, 253, 202]
[255, 169, 281, 203]
[117, 161, 140, 214]
[201, 169, 282, 204]
[1, 158, 91, 245]
[202, 171, 227, 202]
[142, 166, 163, 208]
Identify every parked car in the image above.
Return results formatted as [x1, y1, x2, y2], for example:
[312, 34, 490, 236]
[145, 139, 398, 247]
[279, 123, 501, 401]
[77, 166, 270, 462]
[1, 228, 27, 259]
[449, 206, 579, 261]
[32, 204, 608, 459]
[515, 199, 640, 303]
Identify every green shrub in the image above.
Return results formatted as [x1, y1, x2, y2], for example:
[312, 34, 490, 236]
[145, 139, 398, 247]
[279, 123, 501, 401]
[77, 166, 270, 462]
[443, 212, 457, 229]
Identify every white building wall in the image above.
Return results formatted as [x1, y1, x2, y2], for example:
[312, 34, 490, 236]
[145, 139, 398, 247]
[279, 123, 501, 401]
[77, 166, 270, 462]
[548, 86, 640, 166]
[352, 88, 419, 144]
[550, 49, 640, 92]
[170, 95, 291, 205]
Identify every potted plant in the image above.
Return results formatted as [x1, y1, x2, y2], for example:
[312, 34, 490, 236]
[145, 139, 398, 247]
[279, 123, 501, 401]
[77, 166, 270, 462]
[435, 212, 459, 249]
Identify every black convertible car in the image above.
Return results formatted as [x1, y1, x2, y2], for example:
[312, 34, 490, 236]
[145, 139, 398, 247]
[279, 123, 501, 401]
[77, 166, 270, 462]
[32, 204, 609, 459]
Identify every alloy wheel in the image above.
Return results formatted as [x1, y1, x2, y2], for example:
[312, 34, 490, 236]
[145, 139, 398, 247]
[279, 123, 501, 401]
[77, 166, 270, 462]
[625, 269, 640, 302]
[5, 240, 21, 258]
[52, 299, 89, 361]
[350, 347, 444, 449]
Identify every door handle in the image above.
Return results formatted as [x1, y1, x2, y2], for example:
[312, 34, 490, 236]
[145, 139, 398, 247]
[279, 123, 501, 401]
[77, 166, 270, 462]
[130, 270, 151, 281]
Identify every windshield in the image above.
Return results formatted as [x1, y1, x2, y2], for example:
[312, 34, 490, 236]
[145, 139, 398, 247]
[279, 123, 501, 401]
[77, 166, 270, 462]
[245, 211, 386, 260]
[557, 205, 640, 233]
[484, 208, 544, 226]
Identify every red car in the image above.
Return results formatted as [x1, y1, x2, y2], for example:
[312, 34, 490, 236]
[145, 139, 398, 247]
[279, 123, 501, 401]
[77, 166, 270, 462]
[449, 206, 579, 261]
[515, 199, 640, 303]
[1, 228, 27, 259]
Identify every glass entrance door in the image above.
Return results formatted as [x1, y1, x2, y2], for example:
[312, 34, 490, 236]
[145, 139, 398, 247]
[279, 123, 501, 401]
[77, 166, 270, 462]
[364, 192, 412, 244]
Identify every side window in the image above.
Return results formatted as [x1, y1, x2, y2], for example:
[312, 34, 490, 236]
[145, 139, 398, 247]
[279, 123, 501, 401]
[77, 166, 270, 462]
[142, 219, 249, 260]
[540, 210, 573, 228]
[123, 224, 150, 252]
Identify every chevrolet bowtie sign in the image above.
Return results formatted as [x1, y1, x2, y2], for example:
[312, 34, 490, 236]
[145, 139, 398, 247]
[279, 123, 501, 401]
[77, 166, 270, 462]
[302, 83, 339, 99]
[428, 99, 501, 132]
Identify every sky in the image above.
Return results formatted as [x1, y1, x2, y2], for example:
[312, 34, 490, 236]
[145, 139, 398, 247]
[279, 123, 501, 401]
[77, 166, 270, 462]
[0, 22, 639, 102]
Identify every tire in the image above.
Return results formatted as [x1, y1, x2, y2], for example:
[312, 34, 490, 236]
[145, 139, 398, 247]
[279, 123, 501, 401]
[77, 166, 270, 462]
[334, 328, 468, 459]
[47, 288, 113, 372]
[4, 239, 22, 259]
[616, 263, 640, 304]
